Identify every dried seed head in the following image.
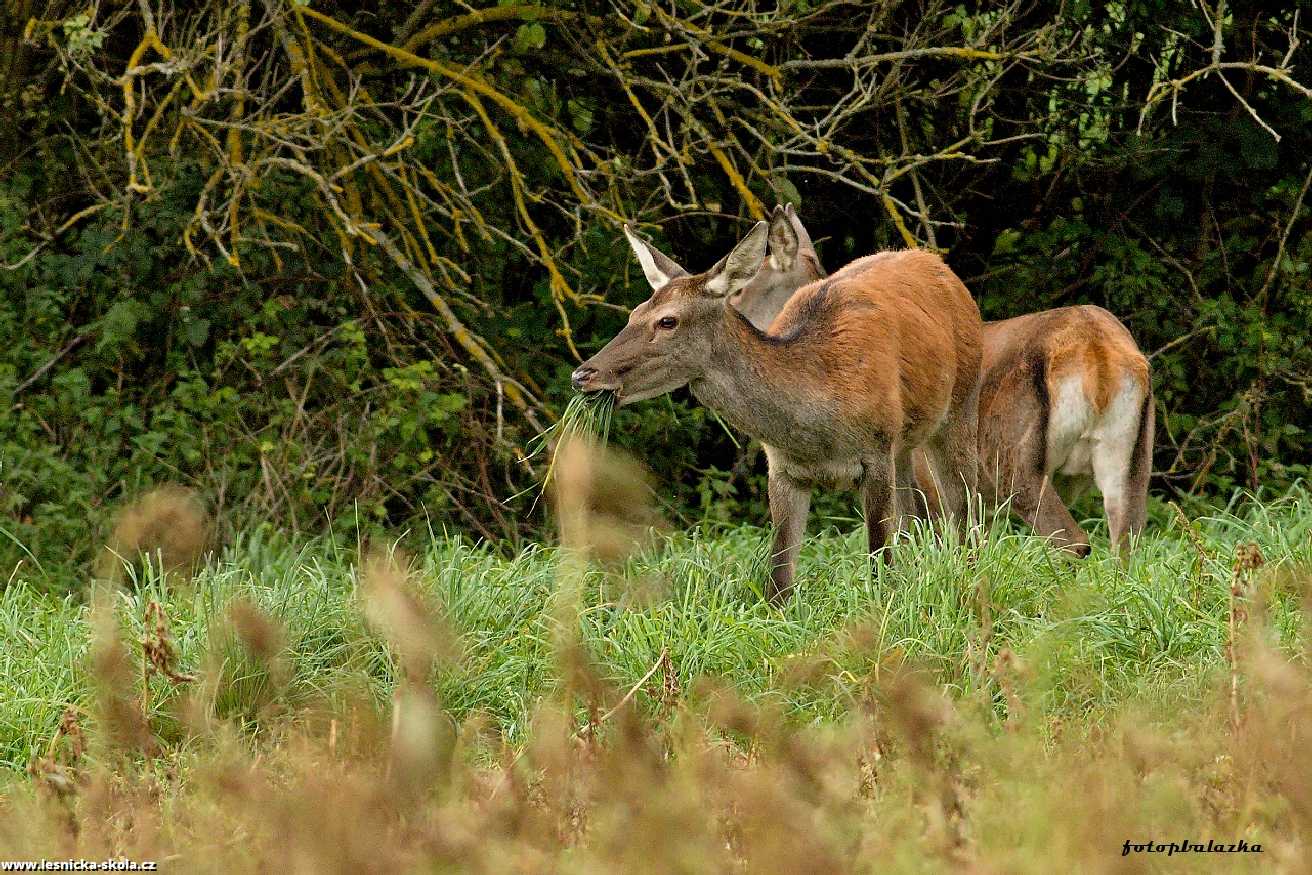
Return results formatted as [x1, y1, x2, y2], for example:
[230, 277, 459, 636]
[361, 549, 457, 681]
[1234, 542, 1265, 575]
[89, 598, 156, 755]
[552, 437, 662, 565]
[142, 600, 196, 685]
[226, 598, 286, 664]
[101, 484, 210, 580]
[57, 707, 85, 764]
[388, 682, 453, 798]
[27, 757, 78, 798]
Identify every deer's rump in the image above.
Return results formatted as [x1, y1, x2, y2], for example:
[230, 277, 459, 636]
[978, 305, 1149, 487]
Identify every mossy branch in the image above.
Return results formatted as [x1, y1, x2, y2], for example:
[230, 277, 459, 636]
[706, 142, 765, 220]
[402, 5, 579, 53]
[297, 6, 603, 217]
[374, 228, 543, 430]
[118, 30, 172, 194]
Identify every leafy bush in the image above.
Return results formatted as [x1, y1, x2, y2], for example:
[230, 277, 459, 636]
[0, 2, 1308, 589]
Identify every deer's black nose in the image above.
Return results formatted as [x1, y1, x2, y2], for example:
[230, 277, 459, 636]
[571, 365, 598, 391]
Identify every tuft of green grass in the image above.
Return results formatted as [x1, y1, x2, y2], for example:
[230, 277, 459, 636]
[526, 390, 616, 492]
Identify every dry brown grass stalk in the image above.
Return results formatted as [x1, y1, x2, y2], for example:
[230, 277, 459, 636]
[88, 595, 156, 758]
[99, 485, 210, 582]
[360, 548, 461, 797]
[551, 437, 663, 568]
[1228, 542, 1265, 729]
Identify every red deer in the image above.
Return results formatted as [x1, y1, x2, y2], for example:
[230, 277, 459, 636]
[940, 306, 1154, 555]
[572, 217, 982, 602]
[736, 206, 1154, 556]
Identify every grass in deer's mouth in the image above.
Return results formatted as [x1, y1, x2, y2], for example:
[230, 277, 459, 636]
[528, 390, 616, 492]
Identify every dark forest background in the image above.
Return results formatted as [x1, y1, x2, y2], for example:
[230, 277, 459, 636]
[1, 0, 1308, 588]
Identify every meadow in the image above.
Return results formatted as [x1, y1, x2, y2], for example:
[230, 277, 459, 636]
[1, 481, 1309, 870]
[3, 1, 1308, 869]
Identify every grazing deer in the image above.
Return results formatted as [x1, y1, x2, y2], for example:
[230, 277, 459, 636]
[736, 206, 1154, 556]
[572, 218, 982, 603]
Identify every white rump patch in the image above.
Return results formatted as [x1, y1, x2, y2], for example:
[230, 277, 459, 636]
[1046, 374, 1144, 517]
[1048, 377, 1144, 476]
[1048, 377, 1097, 477]
[1088, 376, 1145, 513]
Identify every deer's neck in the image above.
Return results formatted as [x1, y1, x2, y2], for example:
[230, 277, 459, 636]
[689, 310, 830, 451]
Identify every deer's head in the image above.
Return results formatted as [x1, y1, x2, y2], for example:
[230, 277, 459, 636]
[571, 222, 769, 405]
[730, 204, 823, 331]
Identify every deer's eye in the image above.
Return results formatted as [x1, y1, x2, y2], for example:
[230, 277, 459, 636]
[655, 316, 678, 330]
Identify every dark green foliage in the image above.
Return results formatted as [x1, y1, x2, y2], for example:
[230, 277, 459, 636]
[0, 2, 1308, 591]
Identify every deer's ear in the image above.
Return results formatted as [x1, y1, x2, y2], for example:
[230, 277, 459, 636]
[784, 203, 817, 262]
[704, 221, 769, 298]
[624, 225, 688, 290]
[768, 205, 801, 270]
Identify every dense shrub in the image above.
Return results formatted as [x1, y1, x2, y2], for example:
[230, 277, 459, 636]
[0, 2, 1307, 588]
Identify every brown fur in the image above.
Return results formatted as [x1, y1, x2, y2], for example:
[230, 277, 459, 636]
[991, 306, 1149, 415]
[761, 251, 981, 450]
[575, 220, 982, 602]
[914, 305, 1153, 554]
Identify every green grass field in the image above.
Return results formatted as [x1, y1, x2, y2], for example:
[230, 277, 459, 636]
[2, 488, 1309, 869]
[3, 490, 1311, 769]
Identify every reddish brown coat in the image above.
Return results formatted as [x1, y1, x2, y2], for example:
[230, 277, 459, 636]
[761, 250, 982, 451]
[574, 220, 983, 601]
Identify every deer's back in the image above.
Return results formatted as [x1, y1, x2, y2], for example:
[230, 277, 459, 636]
[766, 249, 982, 442]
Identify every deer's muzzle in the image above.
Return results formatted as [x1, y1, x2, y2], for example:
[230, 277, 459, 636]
[571, 365, 600, 392]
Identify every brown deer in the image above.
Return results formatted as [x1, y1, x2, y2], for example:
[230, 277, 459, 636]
[736, 206, 1154, 556]
[571, 218, 982, 603]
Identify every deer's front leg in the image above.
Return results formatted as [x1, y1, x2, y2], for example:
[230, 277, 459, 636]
[766, 466, 811, 605]
[862, 450, 896, 567]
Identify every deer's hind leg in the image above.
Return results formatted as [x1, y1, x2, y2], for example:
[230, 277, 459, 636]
[999, 418, 1089, 555]
[861, 448, 896, 567]
[1093, 380, 1153, 556]
[1010, 473, 1090, 557]
[1121, 387, 1155, 551]
[923, 401, 979, 532]
[894, 444, 930, 533]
